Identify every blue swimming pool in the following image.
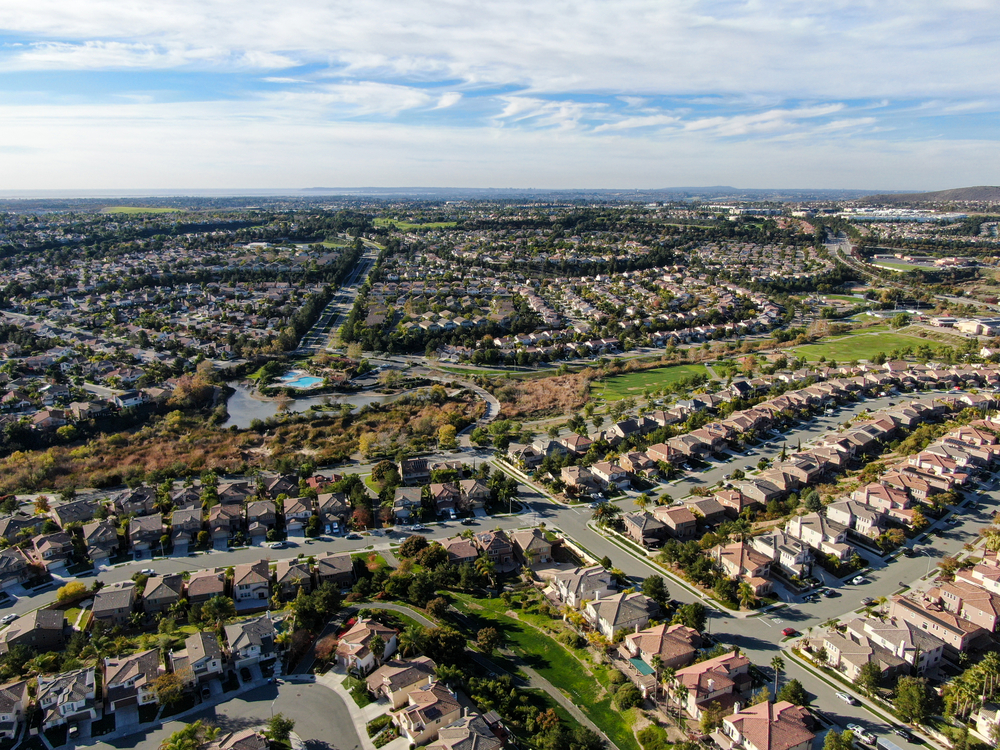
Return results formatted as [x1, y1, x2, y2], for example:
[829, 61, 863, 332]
[278, 371, 323, 389]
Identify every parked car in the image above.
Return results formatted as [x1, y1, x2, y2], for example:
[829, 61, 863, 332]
[461, 518, 477, 526]
[847, 724, 876, 745]
[891, 728, 915, 742]
[0, 614, 17, 625]
[837, 691, 859, 705]
[140, 569, 156, 576]
[852, 576, 867, 585]
[346, 533, 362, 540]
[861, 597, 874, 606]
[781, 627, 796, 637]
[823, 588, 840, 598]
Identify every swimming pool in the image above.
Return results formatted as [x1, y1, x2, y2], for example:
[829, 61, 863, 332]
[278, 370, 324, 389]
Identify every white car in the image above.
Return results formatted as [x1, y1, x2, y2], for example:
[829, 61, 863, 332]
[851, 576, 866, 585]
[836, 691, 858, 705]
[847, 724, 875, 745]
[0, 614, 17, 625]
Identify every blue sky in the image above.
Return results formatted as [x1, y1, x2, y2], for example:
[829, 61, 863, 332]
[1, 0, 998, 191]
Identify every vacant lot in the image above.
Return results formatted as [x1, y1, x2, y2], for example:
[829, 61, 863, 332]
[590, 363, 709, 400]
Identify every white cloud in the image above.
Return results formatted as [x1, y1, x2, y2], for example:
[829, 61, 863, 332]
[5, 41, 299, 70]
[435, 92, 462, 109]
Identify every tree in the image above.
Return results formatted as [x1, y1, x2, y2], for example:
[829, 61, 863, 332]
[57, 581, 87, 602]
[674, 602, 706, 631]
[476, 627, 501, 656]
[700, 701, 727, 733]
[854, 660, 881, 695]
[824, 730, 853, 750]
[153, 671, 186, 705]
[200, 595, 236, 628]
[777, 678, 809, 706]
[399, 535, 429, 558]
[426, 597, 449, 619]
[398, 624, 426, 656]
[591, 501, 622, 528]
[314, 635, 340, 662]
[266, 713, 296, 743]
[158, 720, 219, 750]
[615, 683, 644, 710]
[422, 626, 466, 665]
[895, 676, 931, 723]
[738, 581, 758, 610]
[635, 493, 650, 512]
[34, 495, 50, 514]
[911, 507, 929, 532]
[641, 575, 670, 608]
[771, 656, 785, 695]
[368, 634, 386, 665]
[438, 424, 457, 450]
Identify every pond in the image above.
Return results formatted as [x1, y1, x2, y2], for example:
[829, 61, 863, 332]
[222, 382, 399, 429]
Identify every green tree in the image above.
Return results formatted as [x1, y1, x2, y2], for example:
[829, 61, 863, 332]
[777, 678, 809, 706]
[266, 713, 296, 743]
[398, 624, 426, 656]
[591, 501, 622, 528]
[641, 575, 670, 608]
[158, 720, 219, 750]
[854, 661, 881, 696]
[368, 634, 386, 665]
[476, 627, 501, 656]
[771, 655, 785, 694]
[894, 676, 931, 724]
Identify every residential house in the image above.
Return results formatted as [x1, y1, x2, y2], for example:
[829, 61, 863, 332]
[785, 513, 852, 562]
[653, 506, 698, 540]
[441, 537, 480, 566]
[398, 458, 431, 485]
[275, 559, 313, 601]
[818, 628, 907, 683]
[889, 594, 989, 658]
[316, 492, 350, 534]
[170, 508, 203, 549]
[584, 591, 659, 639]
[32, 532, 75, 570]
[561, 433, 594, 456]
[685, 497, 727, 526]
[718, 701, 815, 750]
[264, 474, 299, 500]
[427, 714, 503, 750]
[92, 585, 136, 627]
[709, 542, 773, 596]
[315, 552, 356, 589]
[510, 528, 553, 564]
[186, 570, 226, 604]
[231, 560, 271, 605]
[129, 513, 164, 555]
[394, 682, 462, 745]
[429, 483, 460, 518]
[560, 465, 600, 492]
[591, 461, 630, 490]
[671, 651, 752, 719]
[842, 616, 946, 674]
[283, 497, 313, 535]
[936, 581, 1000, 632]
[169, 631, 225, 685]
[143, 574, 184, 615]
[393, 488, 423, 522]
[749, 529, 812, 579]
[50, 499, 99, 528]
[209, 504, 242, 544]
[0, 681, 29, 740]
[37, 668, 97, 729]
[0, 609, 65, 655]
[115, 486, 157, 517]
[0, 548, 32, 590]
[103, 648, 163, 712]
[622, 512, 668, 548]
[82, 519, 120, 563]
[365, 656, 437, 709]
[852, 483, 914, 524]
[619, 623, 700, 697]
[336, 618, 399, 674]
[473, 530, 514, 567]
[825, 500, 886, 539]
[552, 565, 616, 609]
[714, 490, 758, 519]
[224, 616, 277, 668]
[245, 501, 276, 530]
[458, 479, 491, 510]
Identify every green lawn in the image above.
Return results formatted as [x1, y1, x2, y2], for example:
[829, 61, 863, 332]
[823, 294, 866, 303]
[789, 330, 932, 362]
[871, 260, 928, 271]
[373, 218, 457, 230]
[102, 206, 181, 214]
[590, 363, 709, 400]
[448, 593, 639, 750]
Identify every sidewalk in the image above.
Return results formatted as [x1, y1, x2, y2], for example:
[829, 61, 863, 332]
[315, 668, 407, 750]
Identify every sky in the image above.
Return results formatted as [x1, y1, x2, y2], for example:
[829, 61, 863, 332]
[1, 0, 999, 192]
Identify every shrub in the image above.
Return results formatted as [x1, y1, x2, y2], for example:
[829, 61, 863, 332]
[608, 669, 627, 685]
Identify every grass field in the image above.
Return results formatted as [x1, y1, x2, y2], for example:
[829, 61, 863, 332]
[790, 330, 929, 361]
[102, 206, 181, 214]
[872, 260, 928, 271]
[823, 294, 866, 303]
[590, 363, 709, 400]
[373, 218, 457, 230]
[449, 592, 639, 750]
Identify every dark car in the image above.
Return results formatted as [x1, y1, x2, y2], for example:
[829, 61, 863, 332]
[346, 533, 362, 540]
[461, 518, 477, 525]
[892, 728, 916, 742]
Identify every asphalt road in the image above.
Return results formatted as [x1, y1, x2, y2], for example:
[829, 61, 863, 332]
[89, 680, 358, 750]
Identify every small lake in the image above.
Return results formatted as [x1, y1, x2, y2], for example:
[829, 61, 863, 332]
[222, 383, 399, 429]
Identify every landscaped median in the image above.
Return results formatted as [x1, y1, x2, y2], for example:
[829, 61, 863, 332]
[446, 590, 642, 750]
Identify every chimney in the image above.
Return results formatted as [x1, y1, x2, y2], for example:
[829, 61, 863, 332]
[707, 678, 715, 691]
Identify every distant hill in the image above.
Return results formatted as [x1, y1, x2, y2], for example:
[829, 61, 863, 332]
[865, 186, 1000, 204]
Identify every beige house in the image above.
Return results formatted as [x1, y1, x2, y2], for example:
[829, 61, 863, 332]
[365, 656, 437, 709]
[717, 701, 815, 750]
[394, 682, 462, 745]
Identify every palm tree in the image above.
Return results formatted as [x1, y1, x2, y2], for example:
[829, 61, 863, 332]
[591, 502, 622, 528]
[771, 655, 785, 694]
[674, 682, 690, 724]
[651, 655, 663, 694]
[398, 624, 426, 657]
[475, 556, 496, 588]
[738, 581, 758, 610]
[635, 494, 650, 512]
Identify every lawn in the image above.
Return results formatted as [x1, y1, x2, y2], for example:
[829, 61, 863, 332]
[373, 218, 457, 230]
[590, 363, 709, 400]
[102, 206, 181, 214]
[789, 330, 930, 362]
[448, 592, 640, 750]
[342, 675, 372, 707]
[871, 260, 928, 271]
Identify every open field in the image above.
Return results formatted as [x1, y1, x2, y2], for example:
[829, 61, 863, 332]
[790, 330, 930, 361]
[101, 206, 182, 214]
[373, 218, 458, 230]
[590, 363, 709, 400]
[823, 294, 866, 303]
[871, 260, 928, 271]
